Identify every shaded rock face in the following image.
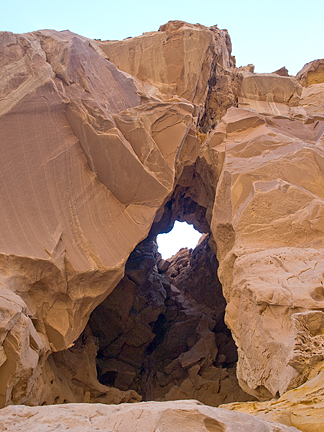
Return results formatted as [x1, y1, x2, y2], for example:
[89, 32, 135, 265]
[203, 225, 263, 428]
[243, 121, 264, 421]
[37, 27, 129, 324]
[1, 18, 324, 431]
[88, 232, 251, 406]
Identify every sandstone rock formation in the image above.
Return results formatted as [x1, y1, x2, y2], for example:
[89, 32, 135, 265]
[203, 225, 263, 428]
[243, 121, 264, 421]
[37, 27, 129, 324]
[0, 399, 300, 431]
[0, 22, 233, 407]
[221, 361, 324, 431]
[1, 19, 324, 432]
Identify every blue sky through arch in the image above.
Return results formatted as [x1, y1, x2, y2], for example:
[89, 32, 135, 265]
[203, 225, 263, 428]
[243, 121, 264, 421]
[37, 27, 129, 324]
[157, 221, 202, 259]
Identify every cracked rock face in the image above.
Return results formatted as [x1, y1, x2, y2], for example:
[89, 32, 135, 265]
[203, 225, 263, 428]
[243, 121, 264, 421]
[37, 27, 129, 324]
[1, 19, 324, 432]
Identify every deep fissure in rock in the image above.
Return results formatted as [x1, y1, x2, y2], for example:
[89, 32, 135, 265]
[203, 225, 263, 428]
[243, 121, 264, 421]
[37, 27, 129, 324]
[86, 163, 252, 406]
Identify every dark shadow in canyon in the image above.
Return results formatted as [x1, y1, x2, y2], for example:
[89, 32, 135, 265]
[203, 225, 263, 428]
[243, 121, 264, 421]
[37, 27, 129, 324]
[86, 163, 253, 406]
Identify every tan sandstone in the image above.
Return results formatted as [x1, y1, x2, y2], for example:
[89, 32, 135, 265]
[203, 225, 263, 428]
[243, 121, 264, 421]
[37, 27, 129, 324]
[1, 19, 324, 432]
[0, 400, 300, 431]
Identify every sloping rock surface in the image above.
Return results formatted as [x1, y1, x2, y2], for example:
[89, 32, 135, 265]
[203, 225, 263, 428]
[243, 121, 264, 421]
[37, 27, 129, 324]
[0, 400, 299, 432]
[221, 361, 324, 431]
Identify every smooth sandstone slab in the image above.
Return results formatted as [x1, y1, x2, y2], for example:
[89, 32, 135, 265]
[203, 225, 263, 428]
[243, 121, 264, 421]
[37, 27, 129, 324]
[0, 400, 300, 431]
[238, 71, 302, 117]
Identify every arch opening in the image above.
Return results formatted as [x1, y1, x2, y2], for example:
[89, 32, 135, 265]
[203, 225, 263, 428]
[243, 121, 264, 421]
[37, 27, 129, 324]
[84, 167, 254, 406]
[49, 161, 254, 406]
[87, 226, 252, 405]
[157, 221, 202, 260]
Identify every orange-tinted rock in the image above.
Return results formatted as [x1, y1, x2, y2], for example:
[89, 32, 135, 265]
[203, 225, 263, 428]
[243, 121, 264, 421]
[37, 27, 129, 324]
[297, 58, 324, 86]
[221, 361, 324, 431]
[1, 20, 324, 425]
[237, 71, 302, 116]
[0, 28, 199, 406]
[272, 66, 289, 76]
[97, 21, 234, 106]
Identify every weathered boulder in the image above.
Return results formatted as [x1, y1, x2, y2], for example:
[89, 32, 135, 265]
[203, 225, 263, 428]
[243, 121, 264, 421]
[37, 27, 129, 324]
[237, 71, 302, 117]
[297, 59, 324, 86]
[221, 361, 324, 431]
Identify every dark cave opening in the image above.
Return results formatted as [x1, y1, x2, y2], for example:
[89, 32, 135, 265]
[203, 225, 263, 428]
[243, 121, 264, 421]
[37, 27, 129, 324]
[86, 163, 252, 406]
[88, 228, 248, 405]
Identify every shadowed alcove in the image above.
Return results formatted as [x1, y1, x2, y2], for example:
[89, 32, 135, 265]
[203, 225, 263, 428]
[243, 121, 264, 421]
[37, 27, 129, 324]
[85, 162, 253, 406]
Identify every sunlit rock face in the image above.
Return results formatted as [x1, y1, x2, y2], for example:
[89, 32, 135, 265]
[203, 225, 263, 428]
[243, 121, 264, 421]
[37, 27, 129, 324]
[0, 400, 299, 432]
[97, 21, 234, 106]
[211, 76, 324, 401]
[1, 19, 324, 432]
[0, 21, 232, 407]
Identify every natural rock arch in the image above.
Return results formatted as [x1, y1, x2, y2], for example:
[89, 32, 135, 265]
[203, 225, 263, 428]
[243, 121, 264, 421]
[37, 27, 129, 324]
[85, 161, 251, 405]
[1, 22, 324, 432]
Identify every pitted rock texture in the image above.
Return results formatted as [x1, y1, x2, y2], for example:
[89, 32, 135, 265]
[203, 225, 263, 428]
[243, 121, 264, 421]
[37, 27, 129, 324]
[221, 360, 324, 431]
[0, 400, 300, 432]
[1, 19, 324, 429]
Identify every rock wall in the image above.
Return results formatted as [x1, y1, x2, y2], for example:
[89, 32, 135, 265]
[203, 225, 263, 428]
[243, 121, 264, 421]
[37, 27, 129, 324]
[1, 19, 324, 431]
[0, 23, 206, 406]
[210, 73, 324, 400]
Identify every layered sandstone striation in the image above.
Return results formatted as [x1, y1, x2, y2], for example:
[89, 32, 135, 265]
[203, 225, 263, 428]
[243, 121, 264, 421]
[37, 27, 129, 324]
[0, 22, 233, 407]
[1, 19, 324, 432]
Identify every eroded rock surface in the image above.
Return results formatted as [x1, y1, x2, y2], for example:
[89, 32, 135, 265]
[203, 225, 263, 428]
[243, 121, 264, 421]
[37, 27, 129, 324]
[210, 99, 324, 400]
[0, 23, 209, 406]
[1, 18, 324, 430]
[0, 400, 300, 432]
[221, 360, 324, 431]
